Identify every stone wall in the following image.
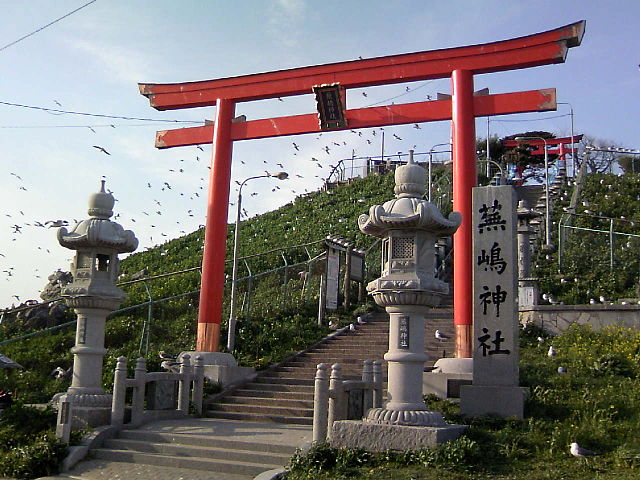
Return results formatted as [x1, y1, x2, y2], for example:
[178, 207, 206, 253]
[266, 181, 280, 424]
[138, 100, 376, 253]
[519, 305, 640, 335]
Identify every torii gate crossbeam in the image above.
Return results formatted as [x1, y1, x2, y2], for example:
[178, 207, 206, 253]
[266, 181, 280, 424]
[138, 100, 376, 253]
[139, 21, 584, 355]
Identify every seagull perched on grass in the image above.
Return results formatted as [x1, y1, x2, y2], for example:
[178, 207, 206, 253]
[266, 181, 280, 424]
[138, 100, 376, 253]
[547, 346, 557, 357]
[570, 442, 597, 458]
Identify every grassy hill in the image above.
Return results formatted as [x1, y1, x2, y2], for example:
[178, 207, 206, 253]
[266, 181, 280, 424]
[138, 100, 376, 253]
[0, 171, 405, 403]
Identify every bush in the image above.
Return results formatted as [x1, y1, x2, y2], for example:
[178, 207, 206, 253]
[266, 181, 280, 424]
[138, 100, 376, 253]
[0, 404, 66, 479]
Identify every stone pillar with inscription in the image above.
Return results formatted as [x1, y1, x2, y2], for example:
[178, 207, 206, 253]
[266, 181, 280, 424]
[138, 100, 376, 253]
[330, 153, 467, 451]
[52, 181, 138, 427]
[460, 186, 526, 419]
[517, 200, 540, 307]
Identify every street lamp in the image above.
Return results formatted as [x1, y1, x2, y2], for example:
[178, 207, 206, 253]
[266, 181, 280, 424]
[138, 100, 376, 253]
[227, 171, 288, 351]
[558, 102, 575, 175]
[515, 136, 552, 250]
[428, 142, 452, 202]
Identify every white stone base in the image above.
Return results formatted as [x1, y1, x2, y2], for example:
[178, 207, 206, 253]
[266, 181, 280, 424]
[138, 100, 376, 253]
[68, 406, 111, 429]
[330, 420, 467, 451]
[459, 385, 528, 419]
[423, 358, 473, 399]
[178, 351, 254, 386]
[423, 372, 473, 399]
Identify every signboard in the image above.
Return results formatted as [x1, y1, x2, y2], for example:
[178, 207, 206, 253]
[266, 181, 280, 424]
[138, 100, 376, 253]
[313, 84, 347, 130]
[325, 247, 340, 310]
[350, 252, 364, 282]
[398, 316, 410, 349]
[472, 186, 519, 387]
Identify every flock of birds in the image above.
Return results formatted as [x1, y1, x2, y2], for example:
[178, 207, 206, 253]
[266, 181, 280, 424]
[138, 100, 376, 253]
[2, 88, 430, 308]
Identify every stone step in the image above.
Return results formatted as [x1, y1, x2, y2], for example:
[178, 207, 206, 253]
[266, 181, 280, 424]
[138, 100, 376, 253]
[232, 389, 315, 400]
[252, 376, 314, 386]
[205, 411, 313, 425]
[102, 438, 292, 466]
[209, 402, 314, 418]
[241, 382, 314, 393]
[260, 371, 366, 381]
[222, 396, 314, 409]
[90, 448, 273, 477]
[117, 429, 296, 454]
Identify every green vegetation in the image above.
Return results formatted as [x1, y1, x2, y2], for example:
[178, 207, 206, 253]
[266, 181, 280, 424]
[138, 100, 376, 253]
[285, 324, 640, 479]
[535, 173, 640, 304]
[0, 404, 67, 479]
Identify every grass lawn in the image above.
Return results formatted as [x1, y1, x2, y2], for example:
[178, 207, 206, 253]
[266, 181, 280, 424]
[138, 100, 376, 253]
[285, 324, 640, 480]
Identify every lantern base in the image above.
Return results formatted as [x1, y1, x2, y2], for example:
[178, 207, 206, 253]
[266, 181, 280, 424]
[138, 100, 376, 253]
[365, 407, 446, 427]
[330, 420, 467, 451]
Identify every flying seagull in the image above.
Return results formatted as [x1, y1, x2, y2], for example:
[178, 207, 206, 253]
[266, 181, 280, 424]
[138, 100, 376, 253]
[92, 145, 111, 155]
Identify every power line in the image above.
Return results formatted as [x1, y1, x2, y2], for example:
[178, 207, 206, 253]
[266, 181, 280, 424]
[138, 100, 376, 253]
[0, 123, 192, 129]
[0, 101, 202, 124]
[0, 0, 99, 53]
[491, 113, 571, 123]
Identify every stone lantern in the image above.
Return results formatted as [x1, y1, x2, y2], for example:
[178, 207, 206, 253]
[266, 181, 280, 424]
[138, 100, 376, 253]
[54, 181, 138, 427]
[358, 152, 462, 431]
[517, 200, 540, 306]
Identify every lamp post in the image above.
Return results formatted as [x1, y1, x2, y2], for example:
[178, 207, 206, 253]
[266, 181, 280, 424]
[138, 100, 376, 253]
[227, 171, 288, 351]
[428, 143, 452, 202]
[515, 136, 552, 249]
[558, 102, 575, 175]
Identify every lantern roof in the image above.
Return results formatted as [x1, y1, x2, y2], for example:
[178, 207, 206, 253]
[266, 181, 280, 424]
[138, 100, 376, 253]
[57, 181, 138, 253]
[359, 154, 461, 237]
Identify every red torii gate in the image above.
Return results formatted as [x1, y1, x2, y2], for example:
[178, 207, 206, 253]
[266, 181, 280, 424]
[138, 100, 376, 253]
[139, 21, 585, 356]
[503, 135, 584, 171]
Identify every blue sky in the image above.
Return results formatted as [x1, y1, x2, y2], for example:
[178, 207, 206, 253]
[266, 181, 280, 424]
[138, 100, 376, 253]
[0, 1, 638, 308]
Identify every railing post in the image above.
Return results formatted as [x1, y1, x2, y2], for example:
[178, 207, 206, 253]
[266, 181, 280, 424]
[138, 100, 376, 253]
[362, 359, 374, 411]
[131, 357, 147, 427]
[55, 394, 72, 443]
[312, 363, 330, 443]
[327, 363, 344, 438]
[192, 355, 204, 416]
[111, 356, 128, 427]
[178, 354, 192, 413]
[372, 360, 383, 408]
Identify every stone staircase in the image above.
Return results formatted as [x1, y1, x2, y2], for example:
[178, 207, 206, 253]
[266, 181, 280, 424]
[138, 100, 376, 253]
[206, 307, 455, 425]
[46, 417, 311, 480]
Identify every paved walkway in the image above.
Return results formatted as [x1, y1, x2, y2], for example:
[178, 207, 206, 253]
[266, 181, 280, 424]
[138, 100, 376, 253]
[38, 417, 312, 480]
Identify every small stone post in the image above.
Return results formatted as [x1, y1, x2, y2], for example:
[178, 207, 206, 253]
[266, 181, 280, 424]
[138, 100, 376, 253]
[327, 364, 344, 437]
[55, 394, 72, 444]
[110, 356, 128, 427]
[312, 363, 330, 443]
[178, 354, 192, 413]
[362, 360, 373, 411]
[191, 355, 205, 415]
[53, 181, 138, 428]
[131, 357, 147, 427]
[372, 360, 383, 408]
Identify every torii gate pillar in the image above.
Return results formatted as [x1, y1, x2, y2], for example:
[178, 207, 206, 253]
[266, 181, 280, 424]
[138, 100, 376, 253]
[452, 70, 476, 357]
[197, 99, 235, 351]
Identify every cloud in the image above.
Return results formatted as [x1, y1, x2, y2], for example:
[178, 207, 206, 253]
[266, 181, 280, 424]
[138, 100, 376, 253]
[267, 0, 306, 48]
[65, 38, 155, 85]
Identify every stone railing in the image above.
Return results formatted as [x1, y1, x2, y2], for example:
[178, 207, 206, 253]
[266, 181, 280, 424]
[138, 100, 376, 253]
[312, 360, 383, 443]
[110, 354, 204, 428]
[520, 304, 640, 335]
